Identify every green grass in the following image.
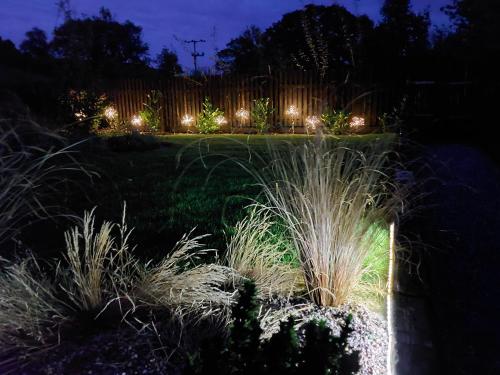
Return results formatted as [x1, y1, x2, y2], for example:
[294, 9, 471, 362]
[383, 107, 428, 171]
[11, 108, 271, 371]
[24, 134, 394, 261]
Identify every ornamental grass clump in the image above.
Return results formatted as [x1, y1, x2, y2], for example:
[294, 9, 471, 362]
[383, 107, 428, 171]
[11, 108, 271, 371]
[138, 231, 236, 317]
[60, 205, 140, 312]
[251, 138, 398, 307]
[0, 256, 68, 350]
[61, 208, 235, 317]
[0, 120, 88, 249]
[225, 208, 302, 298]
[0, 204, 237, 357]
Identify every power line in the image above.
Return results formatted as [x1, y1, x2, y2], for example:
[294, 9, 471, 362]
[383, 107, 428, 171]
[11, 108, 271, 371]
[184, 39, 206, 72]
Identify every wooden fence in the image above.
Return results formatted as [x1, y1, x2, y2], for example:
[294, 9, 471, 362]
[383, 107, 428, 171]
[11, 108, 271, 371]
[106, 72, 490, 133]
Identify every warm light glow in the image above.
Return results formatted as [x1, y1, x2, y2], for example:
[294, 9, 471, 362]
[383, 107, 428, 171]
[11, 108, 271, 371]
[215, 115, 227, 125]
[181, 114, 194, 126]
[131, 115, 142, 127]
[285, 105, 300, 119]
[387, 222, 396, 375]
[350, 116, 365, 128]
[75, 111, 86, 121]
[104, 106, 118, 120]
[235, 108, 250, 121]
[305, 115, 321, 130]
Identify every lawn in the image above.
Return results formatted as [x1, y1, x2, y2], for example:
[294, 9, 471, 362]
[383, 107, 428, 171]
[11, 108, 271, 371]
[44, 133, 395, 259]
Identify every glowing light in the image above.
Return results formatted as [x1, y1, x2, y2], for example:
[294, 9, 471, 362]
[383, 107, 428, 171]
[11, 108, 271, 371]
[75, 111, 86, 121]
[350, 116, 365, 128]
[305, 115, 321, 130]
[285, 105, 300, 133]
[104, 106, 118, 120]
[387, 222, 396, 375]
[285, 105, 300, 119]
[215, 115, 227, 126]
[181, 114, 194, 126]
[235, 108, 250, 121]
[131, 115, 142, 127]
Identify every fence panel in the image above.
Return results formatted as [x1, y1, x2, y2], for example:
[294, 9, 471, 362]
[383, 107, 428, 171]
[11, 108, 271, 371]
[105, 73, 491, 132]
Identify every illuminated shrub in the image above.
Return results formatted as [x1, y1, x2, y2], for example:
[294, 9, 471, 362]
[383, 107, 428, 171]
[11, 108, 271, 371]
[139, 90, 163, 133]
[59, 89, 109, 133]
[321, 108, 351, 135]
[196, 97, 224, 134]
[251, 98, 274, 134]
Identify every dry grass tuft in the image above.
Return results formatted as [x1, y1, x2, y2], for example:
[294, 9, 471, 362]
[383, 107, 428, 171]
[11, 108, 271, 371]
[0, 256, 68, 349]
[250, 138, 399, 307]
[61, 205, 139, 312]
[138, 231, 236, 318]
[225, 208, 303, 298]
[0, 206, 237, 357]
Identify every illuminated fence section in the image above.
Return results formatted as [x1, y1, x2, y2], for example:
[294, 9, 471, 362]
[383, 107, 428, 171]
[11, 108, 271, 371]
[107, 72, 406, 133]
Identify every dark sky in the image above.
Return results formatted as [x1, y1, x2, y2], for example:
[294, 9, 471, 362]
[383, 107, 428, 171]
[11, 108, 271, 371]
[0, 0, 450, 70]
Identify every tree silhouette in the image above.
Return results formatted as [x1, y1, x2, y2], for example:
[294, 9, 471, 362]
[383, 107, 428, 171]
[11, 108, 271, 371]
[216, 26, 265, 74]
[443, 0, 500, 80]
[374, 0, 430, 81]
[156, 48, 182, 76]
[20, 28, 50, 59]
[216, 5, 374, 80]
[50, 7, 149, 83]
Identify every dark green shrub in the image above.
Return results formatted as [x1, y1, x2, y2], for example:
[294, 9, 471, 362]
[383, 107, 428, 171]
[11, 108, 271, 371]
[59, 89, 109, 133]
[298, 317, 359, 375]
[186, 280, 360, 375]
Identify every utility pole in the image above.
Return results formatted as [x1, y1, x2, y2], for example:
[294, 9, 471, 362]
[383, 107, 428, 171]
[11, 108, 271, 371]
[184, 39, 206, 72]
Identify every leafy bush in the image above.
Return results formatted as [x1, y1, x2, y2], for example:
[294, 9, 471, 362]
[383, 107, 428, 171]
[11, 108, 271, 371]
[140, 90, 163, 133]
[60, 89, 109, 133]
[196, 97, 224, 134]
[321, 108, 351, 135]
[187, 280, 360, 375]
[252, 98, 274, 134]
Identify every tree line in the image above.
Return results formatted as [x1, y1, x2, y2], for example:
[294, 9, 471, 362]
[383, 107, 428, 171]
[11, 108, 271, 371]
[1, 0, 498, 88]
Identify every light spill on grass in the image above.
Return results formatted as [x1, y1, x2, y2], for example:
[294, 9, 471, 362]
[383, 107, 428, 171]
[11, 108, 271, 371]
[176, 134, 397, 308]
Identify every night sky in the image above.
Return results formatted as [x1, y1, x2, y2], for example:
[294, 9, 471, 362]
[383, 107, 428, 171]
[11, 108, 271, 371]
[0, 0, 450, 70]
